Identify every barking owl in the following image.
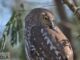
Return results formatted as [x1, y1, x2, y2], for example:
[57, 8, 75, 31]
[25, 8, 74, 60]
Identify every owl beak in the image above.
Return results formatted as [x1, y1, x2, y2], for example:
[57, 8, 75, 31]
[51, 21, 56, 30]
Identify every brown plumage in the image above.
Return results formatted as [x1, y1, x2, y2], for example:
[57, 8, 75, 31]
[25, 8, 74, 60]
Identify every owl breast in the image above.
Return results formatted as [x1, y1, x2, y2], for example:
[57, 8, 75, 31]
[25, 25, 66, 60]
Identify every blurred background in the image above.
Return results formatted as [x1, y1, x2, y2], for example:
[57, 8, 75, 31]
[0, 0, 80, 60]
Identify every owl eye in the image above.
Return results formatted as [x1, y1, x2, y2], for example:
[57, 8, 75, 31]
[41, 12, 49, 20]
[43, 16, 49, 20]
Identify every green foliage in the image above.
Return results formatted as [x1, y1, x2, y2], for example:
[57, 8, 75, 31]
[0, 6, 26, 60]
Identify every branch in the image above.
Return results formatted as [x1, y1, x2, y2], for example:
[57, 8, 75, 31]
[63, 0, 80, 19]
[54, 0, 71, 40]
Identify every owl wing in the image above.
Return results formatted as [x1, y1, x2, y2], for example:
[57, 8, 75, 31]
[25, 26, 67, 60]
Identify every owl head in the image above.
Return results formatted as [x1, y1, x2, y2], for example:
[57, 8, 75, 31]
[26, 8, 56, 29]
[40, 9, 55, 29]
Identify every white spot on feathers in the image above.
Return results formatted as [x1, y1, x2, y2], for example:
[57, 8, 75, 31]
[42, 32, 47, 37]
[58, 56, 61, 60]
[44, 36, 56, 50]
[34, 38, 36, 41]
[55, 50, 60, 56]
[40, 57, 44, 60]
[41, 29, 44, 33]
[44, 36, 50, 41]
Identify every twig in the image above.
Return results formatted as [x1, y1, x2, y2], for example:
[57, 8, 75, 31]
[63, 0, 80, 19]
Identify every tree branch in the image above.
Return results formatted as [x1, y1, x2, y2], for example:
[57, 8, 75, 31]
[63, 0, 80, 19]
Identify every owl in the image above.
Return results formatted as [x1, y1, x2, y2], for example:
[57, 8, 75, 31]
[25, 8, 74, 60]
